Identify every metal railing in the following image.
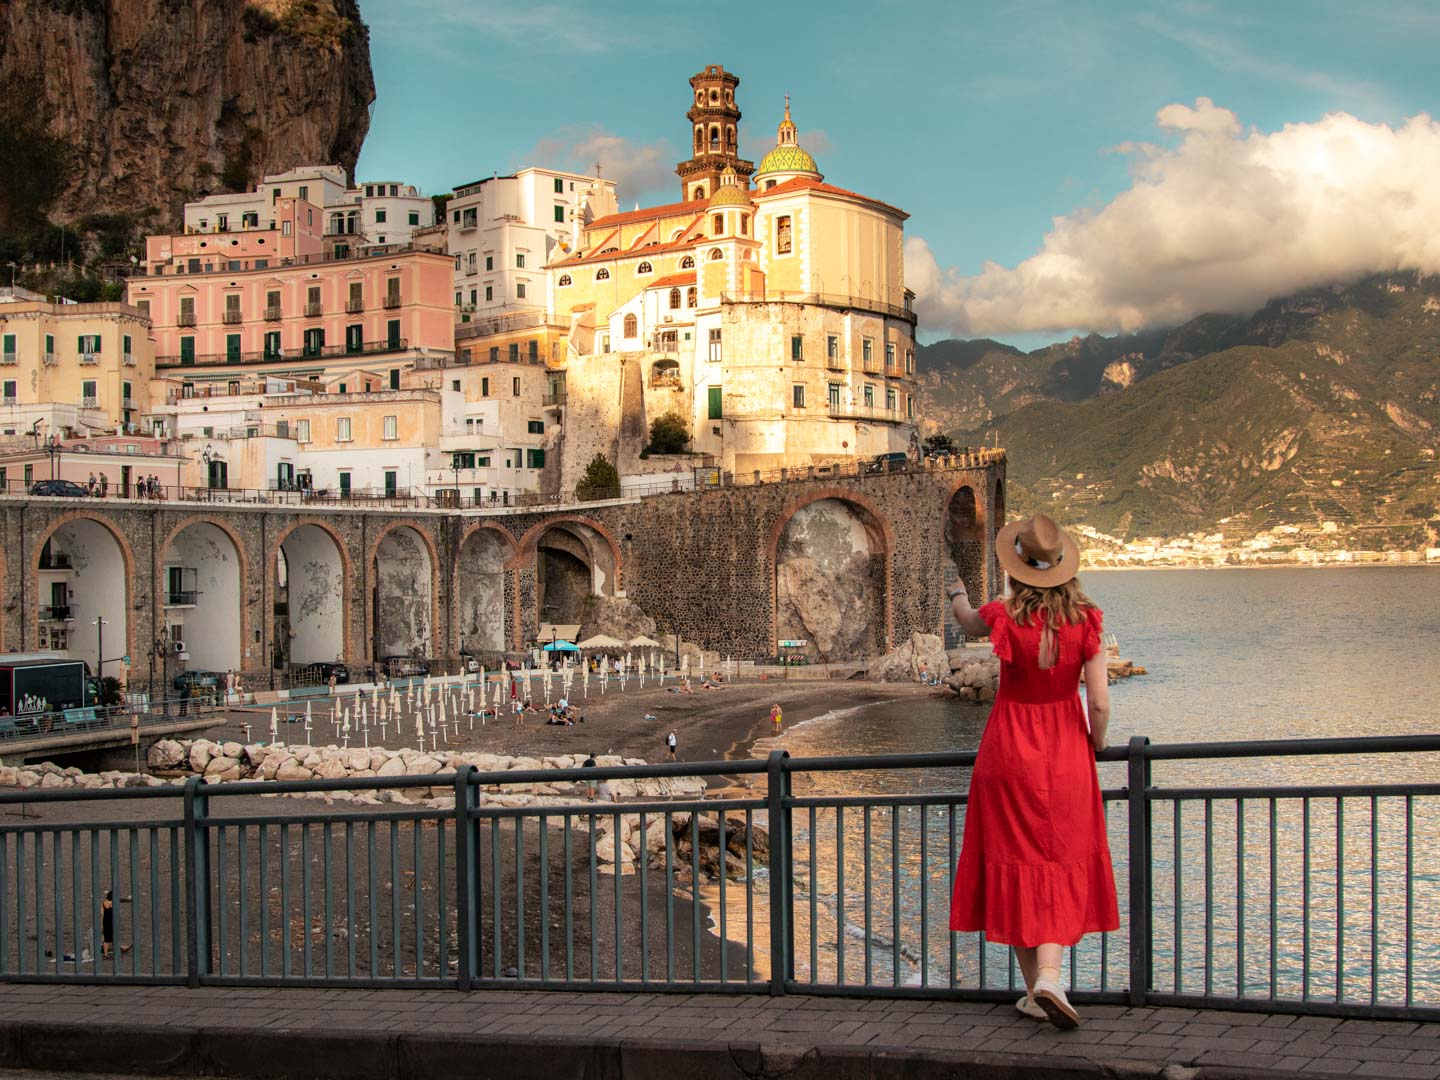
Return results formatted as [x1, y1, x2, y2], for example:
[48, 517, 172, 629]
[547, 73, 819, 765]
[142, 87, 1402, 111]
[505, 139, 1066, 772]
[0, 353, 14, 366]
[0, 735, 1434, 1021]
[720, 290, 917, 324]
[155, 338, 411, 368]
[177, 313, 196, 327]
[0, 691, 224, 745]
[264, 306, 282, 322]
[346, 298, 364, 313]
[222, 310, 242, 324]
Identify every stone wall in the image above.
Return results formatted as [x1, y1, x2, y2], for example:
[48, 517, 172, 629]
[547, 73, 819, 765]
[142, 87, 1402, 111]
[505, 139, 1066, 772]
[0, 455, 1003, 691]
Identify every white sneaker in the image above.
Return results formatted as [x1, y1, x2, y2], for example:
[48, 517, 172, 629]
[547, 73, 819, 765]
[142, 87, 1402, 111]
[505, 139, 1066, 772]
[1015, 993, 1047, 1020]
[1032, 977, 1081, 1029]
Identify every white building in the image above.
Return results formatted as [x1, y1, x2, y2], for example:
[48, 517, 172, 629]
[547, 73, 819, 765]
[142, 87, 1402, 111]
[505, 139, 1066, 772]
[445, 168, 618, 323]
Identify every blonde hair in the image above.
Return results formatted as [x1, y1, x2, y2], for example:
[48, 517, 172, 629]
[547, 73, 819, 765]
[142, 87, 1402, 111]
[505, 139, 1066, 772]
[1004, 578, 1097, 669]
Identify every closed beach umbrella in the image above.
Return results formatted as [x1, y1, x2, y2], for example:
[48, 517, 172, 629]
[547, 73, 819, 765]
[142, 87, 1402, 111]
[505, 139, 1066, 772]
[270, 706, 278, 742]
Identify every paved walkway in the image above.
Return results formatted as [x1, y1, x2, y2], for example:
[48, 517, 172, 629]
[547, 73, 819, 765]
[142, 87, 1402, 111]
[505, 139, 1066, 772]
[0, 984, 1434, 1079]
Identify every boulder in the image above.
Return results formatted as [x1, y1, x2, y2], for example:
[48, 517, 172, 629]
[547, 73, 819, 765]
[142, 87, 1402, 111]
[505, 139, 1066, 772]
[870, 631, 951, 683]
[188, 741, 216, 773]
[244, 744, 267, 767]
[207, 765, 242, 783]
[204, 755, 240, 777]
[17, 771, 40, 789]
[221, 741, 244, 759]
[275, 762, 313, 782]
[148, 739, 186, 770]
[376, 756, 407, 778]
[314, 759, 349, 780]
[0, 766, 16, 787]
[40, 772, 64, 789]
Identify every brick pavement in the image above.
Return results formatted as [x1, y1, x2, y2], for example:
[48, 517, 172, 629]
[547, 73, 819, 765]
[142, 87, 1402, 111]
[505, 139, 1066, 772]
[0, 984, 1434, 1078]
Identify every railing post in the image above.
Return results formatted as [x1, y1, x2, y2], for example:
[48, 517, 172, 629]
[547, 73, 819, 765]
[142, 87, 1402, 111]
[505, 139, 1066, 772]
[453, 765, 478, 990]
[766, 749, 791, 996]
[1126, 735, 1152, 1007]
[183, 776, 212, 987]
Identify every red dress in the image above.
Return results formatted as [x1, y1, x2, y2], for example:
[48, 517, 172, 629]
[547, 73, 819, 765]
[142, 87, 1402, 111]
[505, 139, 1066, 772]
[949, 600, 1120, 947]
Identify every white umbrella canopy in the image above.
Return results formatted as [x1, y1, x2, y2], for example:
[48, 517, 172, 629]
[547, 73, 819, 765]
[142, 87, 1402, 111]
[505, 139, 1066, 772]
[578, 634, 627, 649]
[628, 635, 661, 648]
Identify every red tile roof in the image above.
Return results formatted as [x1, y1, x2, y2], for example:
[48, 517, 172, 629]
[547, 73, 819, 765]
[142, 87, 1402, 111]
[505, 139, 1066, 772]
[588, 198, 707, 229]
[649, 272, 697, 289]
[752, 177, 908, 219]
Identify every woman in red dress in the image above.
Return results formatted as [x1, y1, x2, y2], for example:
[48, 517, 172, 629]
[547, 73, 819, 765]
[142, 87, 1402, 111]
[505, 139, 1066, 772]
[948, 514, 1118, 1029]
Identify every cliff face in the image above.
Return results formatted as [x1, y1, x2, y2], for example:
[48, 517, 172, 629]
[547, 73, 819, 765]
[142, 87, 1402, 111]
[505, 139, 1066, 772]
[0, 0, 375, 230]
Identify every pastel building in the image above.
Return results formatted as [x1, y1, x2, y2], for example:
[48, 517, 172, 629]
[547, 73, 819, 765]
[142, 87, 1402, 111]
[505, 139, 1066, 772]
[0, 289, 155, 438]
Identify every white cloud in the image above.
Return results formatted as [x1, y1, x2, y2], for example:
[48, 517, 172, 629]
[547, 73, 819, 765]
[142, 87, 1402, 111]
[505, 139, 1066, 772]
[908, 101, 1440, 337]
[522, 128, 679, 205]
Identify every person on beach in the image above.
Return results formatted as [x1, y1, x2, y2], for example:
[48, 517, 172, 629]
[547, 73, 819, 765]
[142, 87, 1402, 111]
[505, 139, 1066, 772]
[581, 752, 598, 801]
[947, 513, 1117, 1030]
[666, 730, 678, 761]
[770, 703, 782, 732]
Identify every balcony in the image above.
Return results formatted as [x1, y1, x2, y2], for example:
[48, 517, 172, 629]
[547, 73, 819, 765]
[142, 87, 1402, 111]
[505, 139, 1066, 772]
[123, 352, 136, 367]
[264, 305, 283, 321]
[346, 298, 364, 313]
[80, 354, 98, 366]
[40, 605, 72, 623]
[305, 302, 323, 317]
[121, 397, 135, 411]
[81, 396, 98, 408]
[828, 401, 908, 423]
[164, 590, 198, 608]
[459, 215, 478, 232]
[42, 352, 55, 366]
[2, 396, 16, 407]
[542, 392, 566, 407]
[178, 312, 197, 327]
[222, 309, 242, 324]
[383, 295, 401, 309]
[0, 352, 13, 366]
[156, 337, 412, 368]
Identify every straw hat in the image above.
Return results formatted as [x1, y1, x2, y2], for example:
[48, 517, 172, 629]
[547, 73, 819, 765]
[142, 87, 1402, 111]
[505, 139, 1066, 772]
[995, 514, 1080, 588]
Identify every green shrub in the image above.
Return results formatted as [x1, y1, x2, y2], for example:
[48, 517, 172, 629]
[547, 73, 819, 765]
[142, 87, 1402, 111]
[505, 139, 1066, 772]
[575, 454, 620, 501]
[647, 411, 690, 455]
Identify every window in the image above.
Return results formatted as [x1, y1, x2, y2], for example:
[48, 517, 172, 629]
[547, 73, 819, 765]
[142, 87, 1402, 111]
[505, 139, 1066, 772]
[226, 333, 241, 362]
[375, 209, 387, 223]
[508, 343, 519, 362]
[595, 268, 610, 281]
[886, 386, 897, 411]
[349, 280, 363, 309]
[339, 472, 350, 496]
[558, 274, 573, 286]
[266, 290, 281, 318]
[906, 394, 914, 419]
[77, 333, 102, 356]
[525, 448, 545, 469]
[391, 369, 400, 390]
[554, 205, 565, 223]
[0, 334, 12, 362]
[827, 335, 839, 364]
[451, 379, 461, 392]
[636, 261, 653, 274]
[336, 417, 352, 442]
[512, 377, 520, 396]
[453, 451, 476, 469]
[303, 327, 324, 356]
[345, 324, 363, 353]
[296, 419, 311, 443]
[307, 285, 321, 312]
[282, 220, 292, 236]
[298, 185, 308, 201]
[863, 338, 874, 369]
[81, 379, 97, 405]
[776, 215, 793, 254]
[3, 380, 16, 403]
[382, 415, 397, 440]
[886, 342, 896, 370]
[485, 255, 493, 270]
[554, 177, 565, 194]
[687, 287, 697, 308]
[516, 253, 525, 269]
[44, 333, 54, 359]
[905, 349, 914, 374]
[680, 255, 695, 269]
[408, 211, 420, 226]
[180, 337, 195, 365]
[386, 277, 400, 305]
[481, 376, 491, 396]
[528, 339, 538, 361]
[863, 384, 875, 407]
[264, 330, 281, 358]
[23, 465, 32, 487]
[740, 214, 749, 236]
[792, 384, 806, 409]
[516, 282, 527, 299]
[623, 313, 638, 338]
[791, 335, 803, 362]
[708, 248, 723, 261]
[712, 214, 724, 236]
[708, 385, 723, 419]
[708, 328, 722, 362]
[382, 467, 397, 494]
[485, 286, 493, 302]
[527, 420, 544, 434]
[669, 288, 681, 309]
[828, 381, 841, 408]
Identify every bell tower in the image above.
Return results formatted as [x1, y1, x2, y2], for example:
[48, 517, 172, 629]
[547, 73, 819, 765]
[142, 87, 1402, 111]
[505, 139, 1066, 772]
[676, 64, 754, 202]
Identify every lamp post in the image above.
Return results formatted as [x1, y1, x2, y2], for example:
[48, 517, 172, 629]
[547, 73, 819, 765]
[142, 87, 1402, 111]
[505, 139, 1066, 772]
[201, 443, 214, 499]
[452, 454, 461, 506]
[45, 434, 59, 482]
[93, 615, 107, 684]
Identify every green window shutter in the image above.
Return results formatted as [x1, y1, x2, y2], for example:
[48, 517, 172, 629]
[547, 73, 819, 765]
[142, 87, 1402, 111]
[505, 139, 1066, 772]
[1, 334, 13, 354]
[123, 334, 132, 354]
[708, 386, 723, 420]
[93, 336, 100, 353]
[77, 335, 85, 353]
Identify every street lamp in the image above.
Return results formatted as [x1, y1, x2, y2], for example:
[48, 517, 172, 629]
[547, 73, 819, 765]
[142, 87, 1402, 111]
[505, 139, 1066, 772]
[452, 453, 461, 505]
[201, 443, 215, 496]
[93, 615, 108, 684]
[45, 434, 60, 482]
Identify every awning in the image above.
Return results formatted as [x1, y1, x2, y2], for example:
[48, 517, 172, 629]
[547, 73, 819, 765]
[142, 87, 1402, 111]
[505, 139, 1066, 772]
[538, 623, 582, 642]
[543, 641, 580, 652]
[577, 634, 626, 649]
[628, 635, 661, 648]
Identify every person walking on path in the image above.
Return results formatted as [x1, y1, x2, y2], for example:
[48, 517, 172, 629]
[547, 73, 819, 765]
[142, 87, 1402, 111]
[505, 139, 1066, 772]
[769, 703, 783, 733]
[665, 730, 677, 762]
[947, 513, 1117, 1030]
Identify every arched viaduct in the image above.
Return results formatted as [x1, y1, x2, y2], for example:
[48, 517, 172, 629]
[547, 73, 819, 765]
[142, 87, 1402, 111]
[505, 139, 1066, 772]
[0, 454, 1005, 690]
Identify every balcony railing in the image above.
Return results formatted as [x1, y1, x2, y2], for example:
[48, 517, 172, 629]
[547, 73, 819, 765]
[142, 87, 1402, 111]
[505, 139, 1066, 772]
[38, 605, 71, 622]
[222, 310, 242, 324]
[121, 397, 135, 411]
[79, 353, 98, 366]
[720, 290, 918, 324]
[264, 306, 283, 321]
[122, 352, 136, 367]
[829, 401, 908, 423]
[383, 295, 401, 309]
[304, 302, 323, 317]
[542, 392, 566, 407]
[164, 590, 198, 607]
[156, 337, 411, 368]
[346, 298, 364, 313]
[0, 352, 13, 366]
[42, 352, 55, 366]
[81, 396, 98, 408]
[177, 312, 196, 327]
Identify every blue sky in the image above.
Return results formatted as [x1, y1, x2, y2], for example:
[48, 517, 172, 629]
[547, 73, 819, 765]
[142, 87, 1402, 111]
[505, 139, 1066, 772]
[357, 1, 1440, 345]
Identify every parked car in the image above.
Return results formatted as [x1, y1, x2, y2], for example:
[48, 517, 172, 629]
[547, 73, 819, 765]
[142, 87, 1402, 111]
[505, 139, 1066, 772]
[173, 670, 223, 691]
[864, 451, 911, 474]
[384, 656, 429, 678]
[30, 479, 91, 497]
[459, 653, 482, 673]
[309, 661, 350, 685]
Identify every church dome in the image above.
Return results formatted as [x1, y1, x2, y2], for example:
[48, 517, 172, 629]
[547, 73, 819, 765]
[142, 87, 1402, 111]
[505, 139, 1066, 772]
[754, 97, 822, 183]
[707, 163, 753, 207]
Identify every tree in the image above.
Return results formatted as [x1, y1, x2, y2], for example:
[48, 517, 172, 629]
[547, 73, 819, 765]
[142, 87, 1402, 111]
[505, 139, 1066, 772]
[575, 454, 620, 501]
[924, 432, 958, 456]
[647, 411, 691, 455]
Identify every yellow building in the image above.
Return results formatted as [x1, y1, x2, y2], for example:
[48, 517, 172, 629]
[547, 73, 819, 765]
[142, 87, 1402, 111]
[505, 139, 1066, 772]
[0, 291, 155, 438]
[467, 67, 921, 488]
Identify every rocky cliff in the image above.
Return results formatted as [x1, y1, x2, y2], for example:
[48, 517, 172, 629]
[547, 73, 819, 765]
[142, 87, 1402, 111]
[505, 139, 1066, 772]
[0, 0, 374, 231]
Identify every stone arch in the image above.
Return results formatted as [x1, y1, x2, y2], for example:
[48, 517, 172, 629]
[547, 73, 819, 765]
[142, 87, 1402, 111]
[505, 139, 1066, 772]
[942, 482, 986, 645]
[455, 523, 517, 655]
[367, 522, 440, 666]
[158, 515, 250, 675]
[767, 489, 894, 661]
[515, 516, 622, 628]
[269, 518, 352, 674]
[32, 511, 135, 682]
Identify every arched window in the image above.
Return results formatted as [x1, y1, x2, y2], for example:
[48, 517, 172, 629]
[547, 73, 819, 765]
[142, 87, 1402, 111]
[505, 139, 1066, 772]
[680, 255, 695, 269]
[708, 248, 723, 261]
[712, 214, 724, 236]
[710, 125, 720, 150]
[692, 185, 706, 200]
[668, 288, 681, 310]
[557, 274, 572, 286]
[595, 268, 610, 281]
[740, 214, 749, 236]
[686, 287, 697, 308]
[636, 261, 653, 274]
[694, 125, 703, 151]
[623, 313, 637, 337]
[709, 89, 719, 104]
[726, 125, 736, 148]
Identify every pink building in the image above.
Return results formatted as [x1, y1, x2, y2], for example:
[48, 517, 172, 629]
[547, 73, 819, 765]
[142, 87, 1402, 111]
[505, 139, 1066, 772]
[143, 198, 323, 273]
[127, 247, 455, 376]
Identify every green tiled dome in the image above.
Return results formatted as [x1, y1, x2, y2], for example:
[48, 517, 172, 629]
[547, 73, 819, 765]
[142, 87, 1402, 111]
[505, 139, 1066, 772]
[708, 183, 753, 207]
[756, 144, 820, 178]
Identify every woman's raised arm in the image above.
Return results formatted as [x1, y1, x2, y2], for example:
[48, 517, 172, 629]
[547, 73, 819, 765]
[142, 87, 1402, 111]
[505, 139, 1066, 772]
[948, 581, 991, 638]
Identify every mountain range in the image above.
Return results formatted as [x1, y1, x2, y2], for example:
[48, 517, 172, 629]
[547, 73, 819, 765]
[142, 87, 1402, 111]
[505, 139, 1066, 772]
[915, 274, 1440, 547]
